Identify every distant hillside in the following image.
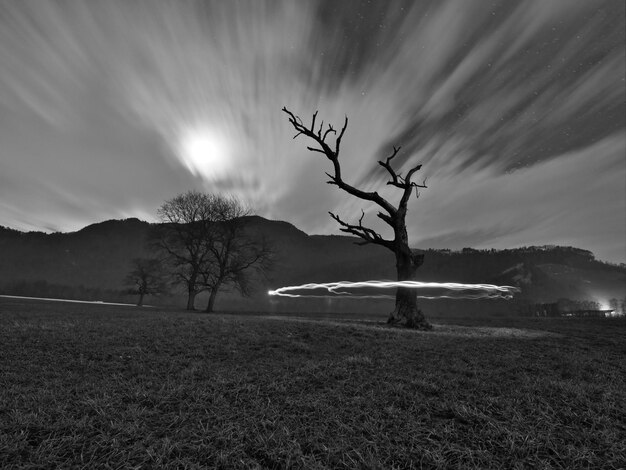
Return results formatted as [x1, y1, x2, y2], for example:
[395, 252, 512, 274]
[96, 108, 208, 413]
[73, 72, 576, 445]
[0, 218, 151, 289]
[1, 217, 624, 314]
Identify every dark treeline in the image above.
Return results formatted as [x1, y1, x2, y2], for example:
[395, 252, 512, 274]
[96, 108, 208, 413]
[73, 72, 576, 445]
[420, 245, 615, 281]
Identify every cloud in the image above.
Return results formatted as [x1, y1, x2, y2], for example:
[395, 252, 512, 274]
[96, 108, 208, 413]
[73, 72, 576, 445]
[0, 0, 623, 263]
[410, 134, 626, 262]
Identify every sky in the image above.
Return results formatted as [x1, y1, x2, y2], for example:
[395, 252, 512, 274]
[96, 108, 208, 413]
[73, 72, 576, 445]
[0, 0, 624, 263]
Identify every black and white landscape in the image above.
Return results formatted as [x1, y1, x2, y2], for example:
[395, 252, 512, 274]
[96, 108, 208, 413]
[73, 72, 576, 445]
[1, 1, 625, 468]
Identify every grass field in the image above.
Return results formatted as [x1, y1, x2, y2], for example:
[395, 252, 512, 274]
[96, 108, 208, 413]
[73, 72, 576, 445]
[1, 297, 625, 469]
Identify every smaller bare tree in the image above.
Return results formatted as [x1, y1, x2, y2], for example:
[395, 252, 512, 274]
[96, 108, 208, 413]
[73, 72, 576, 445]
[125, 258, 169, 306]
[201, 197, 272, 312]
[200, 209, 273, 313]
[153, 191, 223, 310]
[154, 191, 272, 312]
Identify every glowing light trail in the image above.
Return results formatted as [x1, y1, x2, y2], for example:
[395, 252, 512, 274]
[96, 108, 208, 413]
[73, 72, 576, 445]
[268, 280, 520, 300]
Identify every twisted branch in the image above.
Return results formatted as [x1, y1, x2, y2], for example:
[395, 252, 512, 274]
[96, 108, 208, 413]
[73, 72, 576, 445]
[283, 107, 427, 250]
[329, 211, 393, 249]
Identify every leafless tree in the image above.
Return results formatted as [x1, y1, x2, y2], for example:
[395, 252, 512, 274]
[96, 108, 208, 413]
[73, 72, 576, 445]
[124, 257, 169, 306]
[283, 107, 431, 329]
[153, 191, 225, 310]
[154, 191, 272, 312]
[199, 199, 273, 313]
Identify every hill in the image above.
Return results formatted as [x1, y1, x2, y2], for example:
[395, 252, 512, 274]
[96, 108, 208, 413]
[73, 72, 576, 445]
[0, 217, 624, 315]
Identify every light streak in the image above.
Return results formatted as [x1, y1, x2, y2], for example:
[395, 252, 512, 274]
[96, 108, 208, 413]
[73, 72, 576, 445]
[268, 280, 520, 300]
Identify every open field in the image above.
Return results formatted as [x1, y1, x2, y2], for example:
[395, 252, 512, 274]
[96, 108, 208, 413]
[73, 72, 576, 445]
[1, 297, 625, 469]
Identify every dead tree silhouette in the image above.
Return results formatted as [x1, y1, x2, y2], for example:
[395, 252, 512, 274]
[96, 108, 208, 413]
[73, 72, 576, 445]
[283, 107, 431, 329]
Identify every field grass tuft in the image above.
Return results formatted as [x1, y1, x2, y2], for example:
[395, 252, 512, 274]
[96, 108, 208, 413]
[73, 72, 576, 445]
[1, 298, 625, 469]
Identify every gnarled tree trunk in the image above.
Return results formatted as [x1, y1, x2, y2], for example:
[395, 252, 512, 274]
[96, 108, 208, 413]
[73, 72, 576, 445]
[388, 247, 430, 329]
[387, 224, 430, 328]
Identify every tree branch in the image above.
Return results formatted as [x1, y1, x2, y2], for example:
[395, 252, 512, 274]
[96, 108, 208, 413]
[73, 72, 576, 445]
[283, 107, 396, 216]
[378, 146, 402, 187]
[329, 210, 393, 249]
[374, 146, 428, 208]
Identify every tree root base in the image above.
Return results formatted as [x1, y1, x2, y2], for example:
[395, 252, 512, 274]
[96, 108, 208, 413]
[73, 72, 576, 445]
[387, 309, 432, 330]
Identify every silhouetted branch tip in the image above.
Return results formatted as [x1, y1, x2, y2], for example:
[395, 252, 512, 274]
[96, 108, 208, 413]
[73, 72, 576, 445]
[322, 125, 336, 141]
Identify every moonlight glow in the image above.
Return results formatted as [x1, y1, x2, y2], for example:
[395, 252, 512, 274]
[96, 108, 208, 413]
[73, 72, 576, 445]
[178, 127, 231, 180]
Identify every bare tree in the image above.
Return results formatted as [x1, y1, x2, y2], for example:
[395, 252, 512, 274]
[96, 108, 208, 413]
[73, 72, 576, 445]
[125, 257, 168, 306]
[153, 191, 224, 310]
[154, 191, 272, 312]
[283, 107, 430, 329]
[200, 200, 273, 312]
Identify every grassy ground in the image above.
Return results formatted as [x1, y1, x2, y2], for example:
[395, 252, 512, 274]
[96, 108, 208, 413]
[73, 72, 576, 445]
[1, 297, 625, 469]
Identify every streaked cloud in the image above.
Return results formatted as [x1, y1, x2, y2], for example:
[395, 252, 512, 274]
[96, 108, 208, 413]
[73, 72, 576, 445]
[0, 0, 623, 262]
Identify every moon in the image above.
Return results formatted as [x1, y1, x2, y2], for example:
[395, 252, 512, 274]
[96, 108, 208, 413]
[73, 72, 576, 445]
[177, 127, 231, 180]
